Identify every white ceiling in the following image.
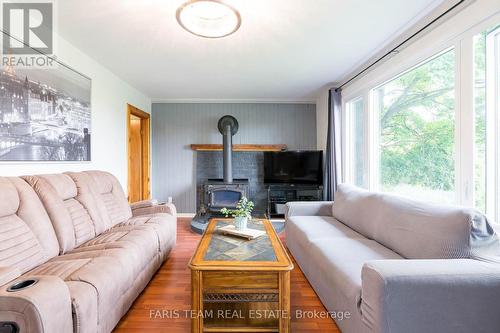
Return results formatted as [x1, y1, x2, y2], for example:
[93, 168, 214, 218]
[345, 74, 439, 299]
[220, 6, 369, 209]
[58, 0, 444, 102]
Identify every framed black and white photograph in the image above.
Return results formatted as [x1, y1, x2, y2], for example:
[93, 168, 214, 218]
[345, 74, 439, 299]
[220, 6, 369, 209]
[0, 50, 91, 162]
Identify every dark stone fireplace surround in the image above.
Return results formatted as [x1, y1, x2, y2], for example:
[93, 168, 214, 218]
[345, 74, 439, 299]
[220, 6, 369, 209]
[196, 151, 267, 215]
[191, 150, 289, 234]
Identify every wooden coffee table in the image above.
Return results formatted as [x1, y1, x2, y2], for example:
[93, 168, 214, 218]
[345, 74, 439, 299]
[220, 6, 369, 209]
[189, 218, 293, 333]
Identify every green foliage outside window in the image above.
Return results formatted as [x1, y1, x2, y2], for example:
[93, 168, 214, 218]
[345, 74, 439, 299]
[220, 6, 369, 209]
[374, 49, 456, 202]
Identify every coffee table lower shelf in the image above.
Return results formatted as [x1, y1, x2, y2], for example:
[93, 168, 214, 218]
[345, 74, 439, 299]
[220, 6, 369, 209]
[191, 270, 290, 333]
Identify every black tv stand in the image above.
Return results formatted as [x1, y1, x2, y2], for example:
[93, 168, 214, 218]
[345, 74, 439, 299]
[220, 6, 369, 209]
[266, 184, 323, 217]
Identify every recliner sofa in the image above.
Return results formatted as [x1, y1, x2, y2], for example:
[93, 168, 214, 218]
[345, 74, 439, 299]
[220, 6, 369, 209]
[0, 171, 176, 333]
[285, 184, 500, 333]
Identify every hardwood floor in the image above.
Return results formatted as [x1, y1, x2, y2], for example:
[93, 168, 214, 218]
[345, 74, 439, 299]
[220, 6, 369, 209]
[114, 218, 341, 333]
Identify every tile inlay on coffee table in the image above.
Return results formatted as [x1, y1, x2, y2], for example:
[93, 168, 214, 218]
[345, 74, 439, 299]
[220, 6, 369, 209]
[204, 220, 277, 261]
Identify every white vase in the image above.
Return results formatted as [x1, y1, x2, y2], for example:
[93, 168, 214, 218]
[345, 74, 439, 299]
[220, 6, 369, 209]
[234, 216, 248, 231]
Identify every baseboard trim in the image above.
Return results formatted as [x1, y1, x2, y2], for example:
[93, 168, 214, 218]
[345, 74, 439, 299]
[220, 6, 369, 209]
[177, 213, 196, 218]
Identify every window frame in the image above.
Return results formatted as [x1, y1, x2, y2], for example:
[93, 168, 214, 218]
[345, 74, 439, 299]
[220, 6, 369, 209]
[485, 26, 500, 221]
[344, 96, 367, 187]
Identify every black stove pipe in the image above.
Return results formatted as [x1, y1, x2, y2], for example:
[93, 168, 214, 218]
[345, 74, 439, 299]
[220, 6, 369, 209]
[223, 124, 233, 183]
[217, 116, 239, 184]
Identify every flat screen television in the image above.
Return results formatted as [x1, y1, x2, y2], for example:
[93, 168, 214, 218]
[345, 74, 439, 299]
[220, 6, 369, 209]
[264, 151, 323, 185]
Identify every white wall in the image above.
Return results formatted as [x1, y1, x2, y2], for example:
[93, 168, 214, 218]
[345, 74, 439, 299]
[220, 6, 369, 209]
[0, 35, 151, 188]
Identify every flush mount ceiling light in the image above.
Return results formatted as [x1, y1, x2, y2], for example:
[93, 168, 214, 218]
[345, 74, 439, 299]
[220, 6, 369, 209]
[176, 0, 241, 38]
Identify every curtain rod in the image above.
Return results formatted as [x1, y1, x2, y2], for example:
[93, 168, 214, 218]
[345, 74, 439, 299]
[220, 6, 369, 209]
[0, 28, 92, 80]
[336, 0, 466, 91]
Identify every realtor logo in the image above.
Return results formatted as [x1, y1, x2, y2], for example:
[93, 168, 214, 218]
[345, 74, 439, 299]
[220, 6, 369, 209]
[2, 1, 53, 54]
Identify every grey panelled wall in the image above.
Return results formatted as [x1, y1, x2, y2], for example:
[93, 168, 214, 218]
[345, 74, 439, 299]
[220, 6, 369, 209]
[152, 103, 317, 213]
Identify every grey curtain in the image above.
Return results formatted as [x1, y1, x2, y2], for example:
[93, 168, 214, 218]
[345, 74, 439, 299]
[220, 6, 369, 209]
[324, 88, 342, 201]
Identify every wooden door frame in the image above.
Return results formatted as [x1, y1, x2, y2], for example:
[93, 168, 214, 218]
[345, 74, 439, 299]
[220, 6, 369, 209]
[127, 104, 151, 202]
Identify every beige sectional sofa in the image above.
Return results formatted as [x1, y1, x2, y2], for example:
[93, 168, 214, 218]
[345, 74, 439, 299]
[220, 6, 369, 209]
[0, 171, 177, 333]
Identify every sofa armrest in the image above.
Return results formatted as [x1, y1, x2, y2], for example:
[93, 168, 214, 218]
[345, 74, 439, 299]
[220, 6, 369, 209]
[0, 275, 73, 333]
[131, 201, 177, 218]
[130, 199, 158, 210]
[284, 201, 333, 219]
[0, 268, 20, 288]
[361, 259, 500, 333]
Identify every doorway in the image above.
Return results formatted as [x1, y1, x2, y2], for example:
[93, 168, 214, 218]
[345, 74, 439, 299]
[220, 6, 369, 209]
[127, 104, 150, 203]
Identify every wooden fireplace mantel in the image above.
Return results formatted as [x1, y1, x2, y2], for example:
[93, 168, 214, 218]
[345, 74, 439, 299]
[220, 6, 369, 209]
[190, 144, 286, 152]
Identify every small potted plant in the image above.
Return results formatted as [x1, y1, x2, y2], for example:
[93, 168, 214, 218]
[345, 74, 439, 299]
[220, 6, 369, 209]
[221, 197, 254, 231]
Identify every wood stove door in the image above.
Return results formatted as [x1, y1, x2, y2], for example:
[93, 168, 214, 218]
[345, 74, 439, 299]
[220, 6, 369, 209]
[209, 189, 244, 210]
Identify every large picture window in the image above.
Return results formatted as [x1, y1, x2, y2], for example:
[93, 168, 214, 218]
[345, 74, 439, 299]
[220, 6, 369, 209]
[372, 50, 456, 203]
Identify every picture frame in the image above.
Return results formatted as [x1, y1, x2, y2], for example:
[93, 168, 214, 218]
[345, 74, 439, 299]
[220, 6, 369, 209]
[0, 30, 91, 162]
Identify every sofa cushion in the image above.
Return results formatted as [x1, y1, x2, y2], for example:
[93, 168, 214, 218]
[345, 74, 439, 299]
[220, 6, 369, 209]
[310, 238, 403, 301]
[0, 214, 47, 274]
[116, 213, 177, 259]
[286, 216, 365, 251]
[331, 184, 379, 239]
[0, 178, 19, 217]
[69, 213, 175, 266]
[11, 177, 60, 258]
[23, 174, 108, 253]
[69, 171, 114, 232]
[36, 174, 77, 200]
[27, 253, 135, 328]
[0, 177, 59, 274]
[374, 194, 500, 260]
[332, 184, 500, 259]
[73, 227, 159, 275]
[70, 171, 133, 227]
